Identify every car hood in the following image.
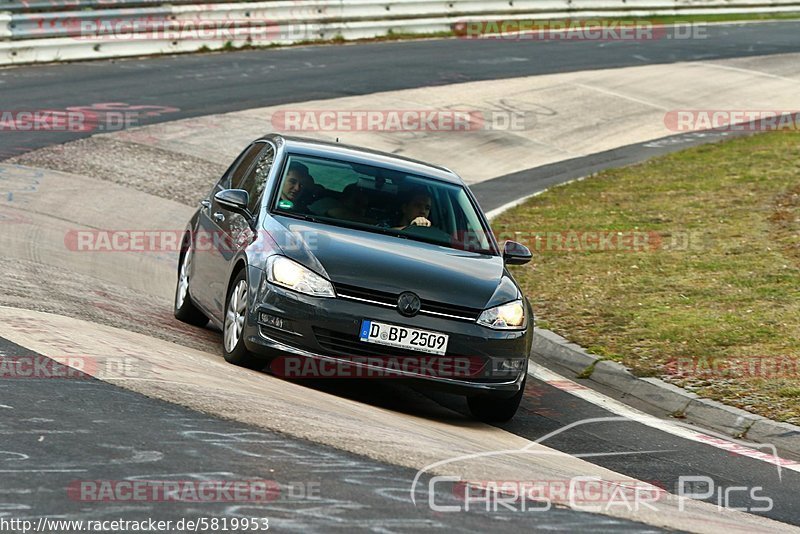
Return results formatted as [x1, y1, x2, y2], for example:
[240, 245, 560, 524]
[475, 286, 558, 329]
[268, 216, 516, 310]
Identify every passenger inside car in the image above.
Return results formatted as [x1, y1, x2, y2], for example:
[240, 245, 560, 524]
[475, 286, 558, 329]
[326, 183, 374, 224]
[278, 162, 313, 210]
[296, 173, 324, 206]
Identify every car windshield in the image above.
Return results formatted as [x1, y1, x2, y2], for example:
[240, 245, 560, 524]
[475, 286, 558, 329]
[272, 154, 496, 255]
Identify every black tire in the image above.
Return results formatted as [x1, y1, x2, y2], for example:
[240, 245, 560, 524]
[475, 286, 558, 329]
[467, 375, 526, 423]
[174, 247, 208, 327]
[222, 269, 263, 370]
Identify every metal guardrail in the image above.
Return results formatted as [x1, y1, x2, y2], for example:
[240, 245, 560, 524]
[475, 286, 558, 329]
[0, 0, 569, 14]
[2, 0, 800, 64]
[4, 0, 589, 40]
[5, 0, 800, 14]
[9, 0, 800, 40]
[10, 7, 173, 39]
[0, 0, 212, 14]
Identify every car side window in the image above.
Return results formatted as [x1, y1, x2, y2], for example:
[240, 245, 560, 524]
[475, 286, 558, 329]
[217, 143, 263, 193]
[235, 144, 275, 213]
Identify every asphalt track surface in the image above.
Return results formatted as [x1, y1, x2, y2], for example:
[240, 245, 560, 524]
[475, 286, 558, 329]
[2, 21, 800, 160]
[0, 337, 663, 532]
[2, 20, 800, 531]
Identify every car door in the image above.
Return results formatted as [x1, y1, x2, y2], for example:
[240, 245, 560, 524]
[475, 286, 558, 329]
[191, 142, 265, 316]
[196, 142, 277, 321]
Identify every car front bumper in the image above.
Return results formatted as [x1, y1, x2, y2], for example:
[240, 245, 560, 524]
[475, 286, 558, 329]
[243, 272, 531, 399]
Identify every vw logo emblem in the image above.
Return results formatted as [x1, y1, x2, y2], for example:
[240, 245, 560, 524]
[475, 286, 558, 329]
[397, 292, 421, 317]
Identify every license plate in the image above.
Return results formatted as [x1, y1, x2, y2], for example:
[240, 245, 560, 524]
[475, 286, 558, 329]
[359, 320, 449, 356]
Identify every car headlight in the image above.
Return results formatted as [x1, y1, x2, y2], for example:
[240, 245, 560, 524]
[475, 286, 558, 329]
[267, 256, 335, 298]
[477, 300, 526, 330]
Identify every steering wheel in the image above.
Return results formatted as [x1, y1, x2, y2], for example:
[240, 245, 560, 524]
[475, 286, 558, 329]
[401, 224, 452, 242]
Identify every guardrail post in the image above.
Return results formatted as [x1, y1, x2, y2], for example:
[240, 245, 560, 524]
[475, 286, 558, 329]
[0, 13, 12, 40]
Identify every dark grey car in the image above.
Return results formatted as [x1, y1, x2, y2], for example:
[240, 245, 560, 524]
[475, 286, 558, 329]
[174, 134, 534, 421]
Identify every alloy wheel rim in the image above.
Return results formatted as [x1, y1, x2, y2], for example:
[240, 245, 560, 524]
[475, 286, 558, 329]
[176, 249, 191, 309]
[224, 279, 247, 353]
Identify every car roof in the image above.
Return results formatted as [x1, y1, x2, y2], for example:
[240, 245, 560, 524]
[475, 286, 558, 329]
[260, 134, 465, 185]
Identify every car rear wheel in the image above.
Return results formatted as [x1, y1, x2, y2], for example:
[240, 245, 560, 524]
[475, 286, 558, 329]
[174, 247, 208, 327]
[223, 270, 263, 370]
[467, 376, 526, 423]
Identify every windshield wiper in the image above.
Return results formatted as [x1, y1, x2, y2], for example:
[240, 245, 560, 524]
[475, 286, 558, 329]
[276, 210, 322, 224]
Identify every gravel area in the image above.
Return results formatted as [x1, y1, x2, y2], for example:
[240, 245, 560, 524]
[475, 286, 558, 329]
[3, 135, 227, 357]
[8, 137, 227, 207]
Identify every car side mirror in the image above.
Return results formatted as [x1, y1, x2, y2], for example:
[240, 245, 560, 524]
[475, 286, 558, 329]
[215, 189, 249, 212]
[503, 240, 532, 265]
[215, 189, 256, 228]
[216, 188, 255, 214]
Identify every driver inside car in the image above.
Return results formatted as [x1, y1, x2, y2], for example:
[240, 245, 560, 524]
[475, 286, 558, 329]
[393, 188, 433, 230]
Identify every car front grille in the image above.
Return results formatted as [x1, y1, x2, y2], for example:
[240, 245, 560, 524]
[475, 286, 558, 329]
[312, 327, 488, 378]
[333, 283, 482, 322]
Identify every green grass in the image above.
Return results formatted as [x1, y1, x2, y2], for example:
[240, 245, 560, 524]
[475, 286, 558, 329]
[349, 13, 800, 44]
[494, 132, 800, 423]
[633, 12, 800, 24]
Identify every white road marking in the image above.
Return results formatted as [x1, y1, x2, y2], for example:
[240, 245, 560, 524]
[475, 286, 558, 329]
[694, 62, 800, 84]
[485, 190, 546, 221]
[458, 57, 529, 65]
[485, 176, 590, 220]
[528, 362, 800, 475]
[0, 430, 90, 434]
[0, 469, 87, 473]
[0, 452, 28, 461]
[571, 83, 670, 111]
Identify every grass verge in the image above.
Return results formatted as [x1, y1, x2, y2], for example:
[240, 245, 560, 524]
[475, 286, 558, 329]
[492, 132, 800, 423]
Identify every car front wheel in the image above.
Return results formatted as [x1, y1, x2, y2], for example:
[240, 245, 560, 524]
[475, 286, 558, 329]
[223, 270, 263, 370]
